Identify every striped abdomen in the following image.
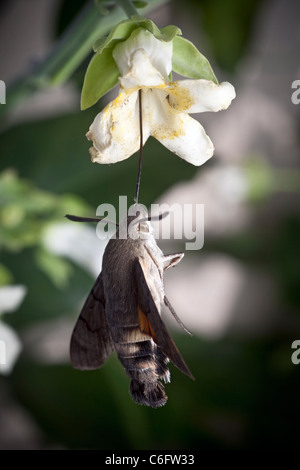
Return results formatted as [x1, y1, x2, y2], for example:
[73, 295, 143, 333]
[109, 323, 170, 408]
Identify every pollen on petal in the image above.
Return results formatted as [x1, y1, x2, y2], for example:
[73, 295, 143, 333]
[167, 79, 236, 114]
[152, 122, 185, 141]
[166, 82, 194, 112]
[85, 90, 150, 164]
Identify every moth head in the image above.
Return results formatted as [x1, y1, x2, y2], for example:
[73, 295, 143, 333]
[137, 221, 151, 234]
[127, 204, 153, 240]
[114, 204, 169, 240]
[127, 204, 169, 240]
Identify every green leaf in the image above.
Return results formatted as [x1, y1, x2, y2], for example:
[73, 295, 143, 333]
[35, 248, 73, 289]
[172, 36, 218, 83]
[0, 263, 13, 286]
[94, 0, 110, 15]
[132, 1, 148, 8]
[81, 48, 120, 110]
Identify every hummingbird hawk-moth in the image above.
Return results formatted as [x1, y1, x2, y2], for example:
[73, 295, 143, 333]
[67, 205, 194, 408]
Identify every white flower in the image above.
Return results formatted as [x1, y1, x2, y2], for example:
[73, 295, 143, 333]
[87, 28, 235, 166]
[43, 222, 108, 276]
[0, 285, 26, 374]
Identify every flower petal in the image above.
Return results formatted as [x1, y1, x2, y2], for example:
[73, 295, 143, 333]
[43, 222, 108, 276]
[0, 285, 27, 315]
[0, 321, 22, 375]
[113, 28, 172, 81]
[119, 49, 166, 89]
[86, 91, 150, 164]
[166, 79, 236, 113]
[144, 89, 214, 166]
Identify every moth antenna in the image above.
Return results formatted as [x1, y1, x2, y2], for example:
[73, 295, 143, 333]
[65, 214, 119, 226]
[164, 296, 193, 336]
[131, 211, 170, 227]
[147, 212, 169, 222]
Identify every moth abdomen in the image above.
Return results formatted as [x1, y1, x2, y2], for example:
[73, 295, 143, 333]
[116, 339, 171, 407]
[126, 343, 169, 408]
[130, 379, 167, 408]
[108, 321, 171, 408]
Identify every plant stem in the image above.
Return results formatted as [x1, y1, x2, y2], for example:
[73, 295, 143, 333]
[0, 0, 168, 121]
[134, 90, 143, 204]
[0, 2, 123, 119]
[117, 0, 139, 18]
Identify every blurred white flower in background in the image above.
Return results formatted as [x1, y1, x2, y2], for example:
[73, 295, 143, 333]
[165, 255, 245, 338]
[208, 90, 298, 166]
[0, 285, 26, 374]
[24, 222, 109, 365]
[163, 255, 278, 339]
[43, 221, 108, 276]
[153, 164, 252, 240]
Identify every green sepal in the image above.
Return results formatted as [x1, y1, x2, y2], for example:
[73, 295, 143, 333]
[93, 18, 181, 53]
[172, 36, 218, 83]
[158, 24, 182, 42]
[81, 47, 120, 110]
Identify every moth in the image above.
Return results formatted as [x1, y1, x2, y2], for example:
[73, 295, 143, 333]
[67, 205, 194, 408]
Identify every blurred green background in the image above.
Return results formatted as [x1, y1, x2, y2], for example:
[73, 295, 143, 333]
[0, 0, 299, 449]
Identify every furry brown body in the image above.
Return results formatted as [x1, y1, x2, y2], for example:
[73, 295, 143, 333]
[70, 208, 193, 408]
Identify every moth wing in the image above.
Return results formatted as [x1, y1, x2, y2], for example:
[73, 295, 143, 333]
[70, 273, 114, 370]
[134, 258, 194, 380]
